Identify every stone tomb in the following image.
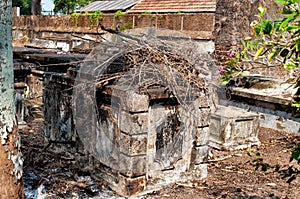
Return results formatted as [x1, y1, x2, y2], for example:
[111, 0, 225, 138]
[43, 72, 211, 197]
[209, 105, 260, 150]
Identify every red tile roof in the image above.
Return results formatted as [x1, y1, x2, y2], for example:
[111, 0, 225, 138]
[129, 0, 216, 13]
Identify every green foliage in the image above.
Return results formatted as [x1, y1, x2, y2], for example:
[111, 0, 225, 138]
[257, 6, 267, 17]
[246, 2, 300, 109]
[219, 1, 300, 95]
[12, 0, 31, 15]
[71, 12, 80, 27]
[291, 100, 300, 110]
[119, 22, 133, 31]
[21, 0, 30, 9]
[219, 1, 300, 183]
[252, 146, 300, 183]
[219, 47, 251, 84]
[275, 0, 299, 6]
[250, 4, 300, 69]
[54, 0, 94, 14]
[253, 153, 273, 172]
[290, 142, 300, 163]
[114, 10, 124, 19]
[262, 20, 273, 35]
[141, 11, 157, 20]
[111, 22, 133, 32]
[142, 11, 152, 15]
[89, 11, 103, 28]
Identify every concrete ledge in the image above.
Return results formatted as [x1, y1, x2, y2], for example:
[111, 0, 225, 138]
[219, 76, 300, 134]
[221, 99, 300, 134]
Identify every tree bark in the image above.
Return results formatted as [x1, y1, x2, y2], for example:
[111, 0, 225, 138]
[31, 0, 41, 15]
[0, 125, 23, 198]
[0, 0, 24, 198]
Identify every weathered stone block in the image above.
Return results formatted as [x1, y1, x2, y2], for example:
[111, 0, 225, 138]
[195, 93, 210, 108]
[195, 126, 210, 146]
[191, 145, 209, 164]
[209, 105, 260, 150]
[119, 132, 147, 155]
[198, 107, 210, 127]
[191, 164, 208, 179]
[119, 111, 148, 134]
[119, 153, 146, 177]
[124, 91, 149, 112]
[110, 86, 149, 112]
[115, 175, 146, 197]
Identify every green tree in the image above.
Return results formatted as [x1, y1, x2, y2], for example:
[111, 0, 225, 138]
[54, 0, 95, 14]
[12, 0, 31, 15]
[12, 0, 41, 15]
[0, 0, 24, 198]
[249, 0, 300, 71]
[221, 0, 300, 106]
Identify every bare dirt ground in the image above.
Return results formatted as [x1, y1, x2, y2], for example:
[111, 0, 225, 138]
[145, 128, 300, 199]
[20, 112, 300, 199]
